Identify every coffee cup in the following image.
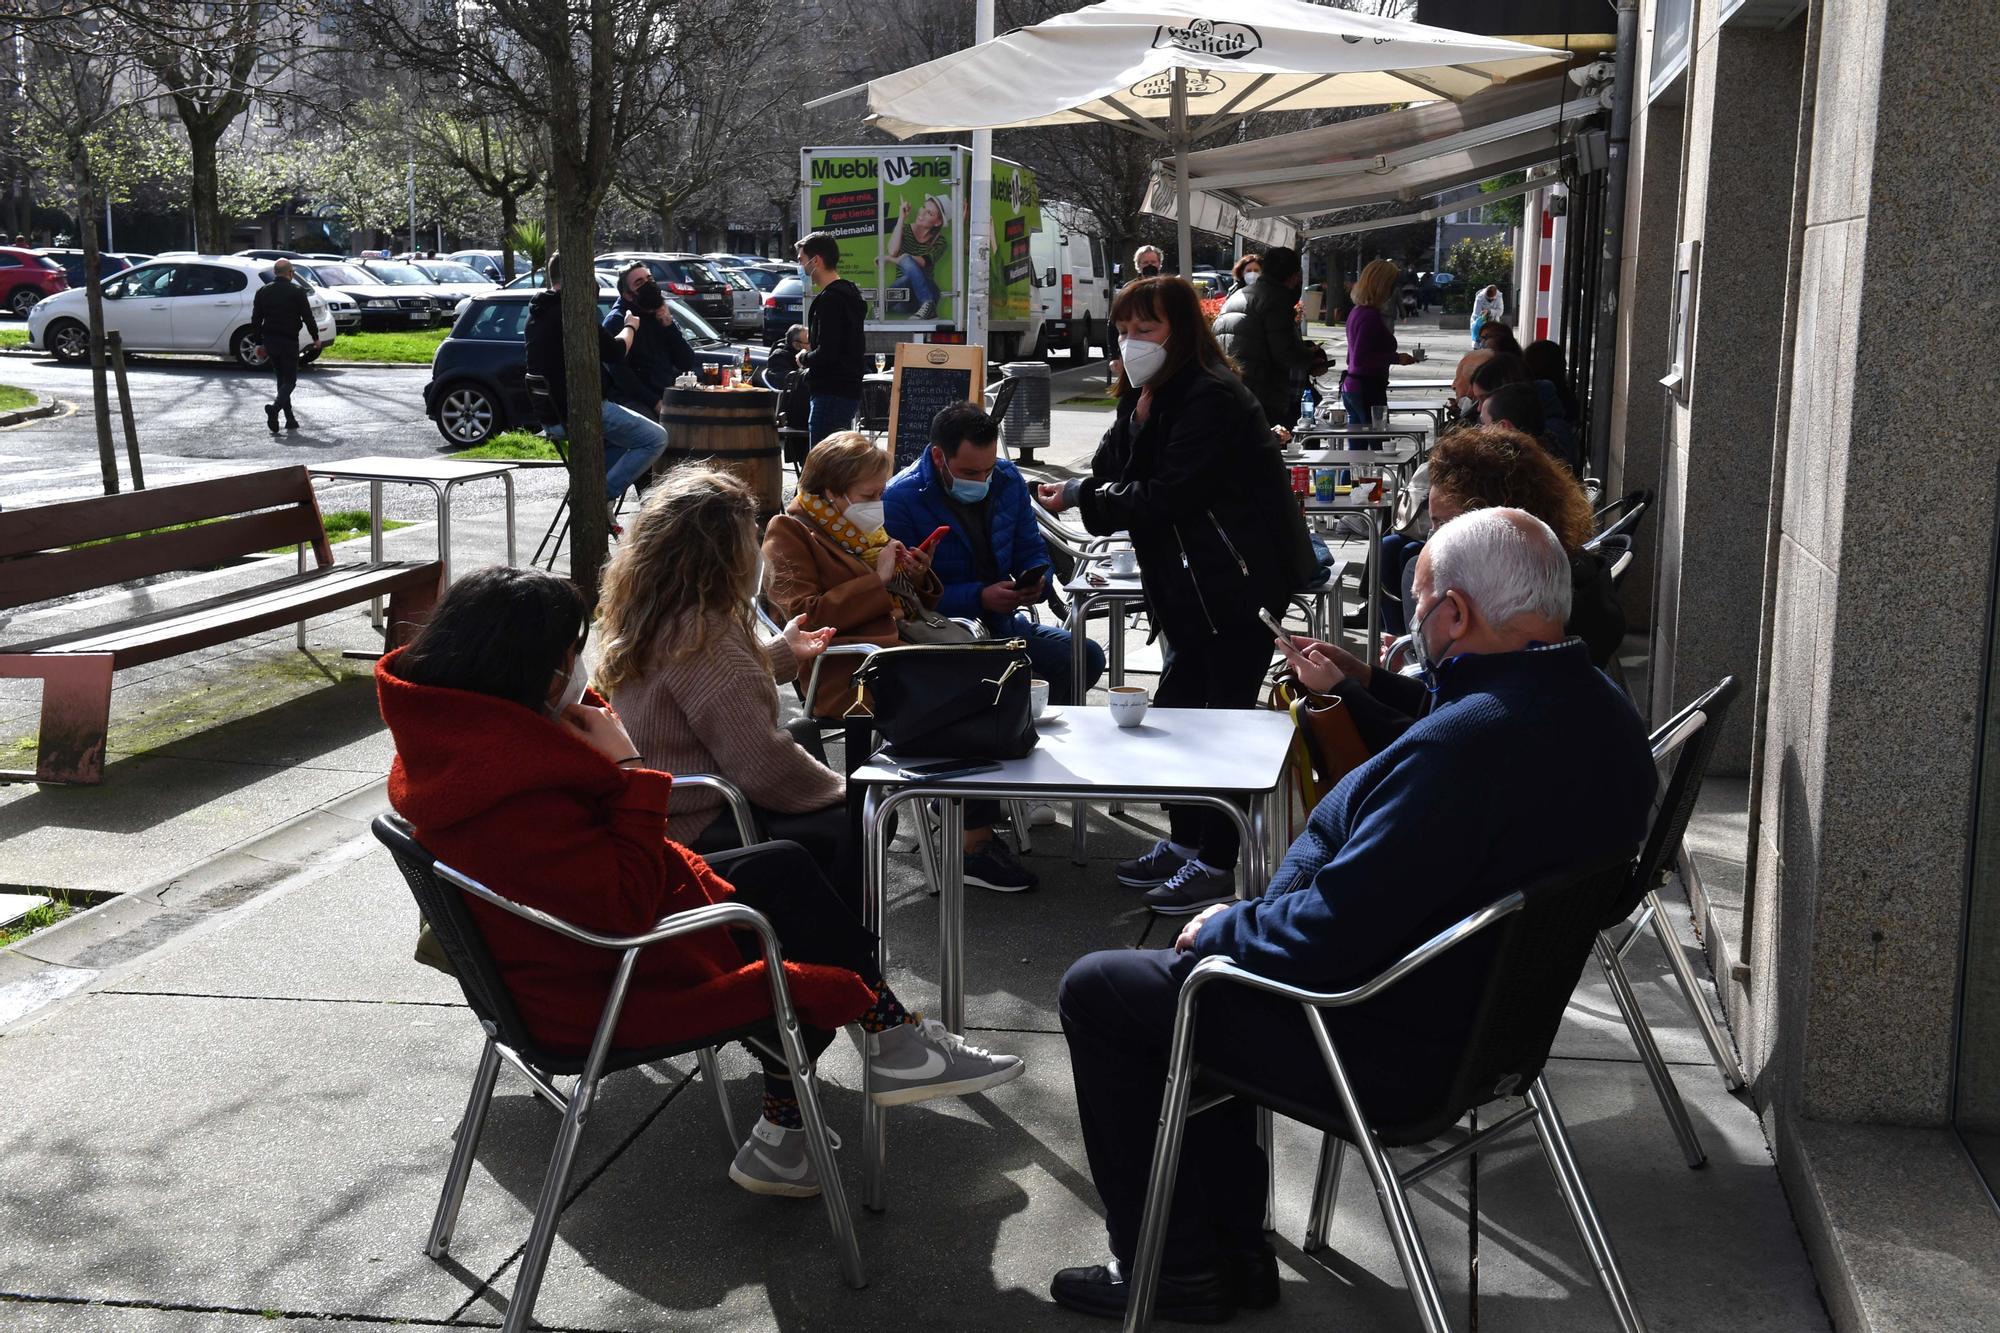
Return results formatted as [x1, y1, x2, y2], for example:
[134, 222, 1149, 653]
[1029, 677, 1050, 719]
[1107, 549, 1138, 577]
[1108, 685, 1149, 728]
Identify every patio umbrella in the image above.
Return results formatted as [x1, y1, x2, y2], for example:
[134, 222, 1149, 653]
[819, 0, 1561, 274]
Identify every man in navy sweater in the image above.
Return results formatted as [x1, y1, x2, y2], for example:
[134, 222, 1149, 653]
[1050, 508, 1658, 1324]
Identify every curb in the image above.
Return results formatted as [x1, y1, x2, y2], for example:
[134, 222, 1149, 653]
[0, 778, 390, 1034]
[0, 347, 429, 371]
[0, 398, 58, 427]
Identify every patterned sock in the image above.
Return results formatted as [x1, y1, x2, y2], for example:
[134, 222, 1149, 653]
[761, 1074, 802, 1129]
[858, 982, 912, 1034]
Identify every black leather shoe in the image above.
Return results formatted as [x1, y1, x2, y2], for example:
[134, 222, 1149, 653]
[1050, 1259, 1235, 1324]
[265, 404, 279, 434]
[1223, 1247, 1280, 1310]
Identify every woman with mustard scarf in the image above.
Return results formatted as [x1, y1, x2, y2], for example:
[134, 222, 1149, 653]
[762, 431, 1038, 893]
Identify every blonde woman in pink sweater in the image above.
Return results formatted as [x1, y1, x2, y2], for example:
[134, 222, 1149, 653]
[595, 467, 865, 892]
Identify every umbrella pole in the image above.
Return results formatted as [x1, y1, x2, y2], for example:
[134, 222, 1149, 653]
[1172, 68, 1193, 276]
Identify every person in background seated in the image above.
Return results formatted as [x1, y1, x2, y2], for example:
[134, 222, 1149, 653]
[884, 401, 1106, 706]
[1476, 319, 1523, 358]
[1523, 338, 1579, 421]
[1447, 348, 1495, 431]
[765, 432, 1037, 893]
[377, 566, 1022, 1203]
[1473, 353, 1577, 475]
[1051, 510, 1656, 1324]
[524, 252, 668, 508]
[602, 262, 695, 419]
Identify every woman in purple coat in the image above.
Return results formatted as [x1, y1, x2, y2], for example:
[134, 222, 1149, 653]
[1341, 259, 1418, 427]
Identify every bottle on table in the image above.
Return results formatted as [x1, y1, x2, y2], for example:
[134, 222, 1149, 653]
[1297, 388, 1315, 429]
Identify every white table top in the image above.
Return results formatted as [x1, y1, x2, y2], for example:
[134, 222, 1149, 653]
[309, 456, 517, 483]
[1062, 568, 1145, 596]
[854, 706, 1294, 797]
[1283, 443, 1419, 468]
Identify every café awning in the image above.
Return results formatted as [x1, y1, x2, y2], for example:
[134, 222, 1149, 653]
[809, 0, 1563, 270]
[1156, 65, 1609, 231]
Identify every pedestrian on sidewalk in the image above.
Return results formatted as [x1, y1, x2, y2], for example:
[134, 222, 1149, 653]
[793, 232, 866, 449]
[253, 258, 317, 433]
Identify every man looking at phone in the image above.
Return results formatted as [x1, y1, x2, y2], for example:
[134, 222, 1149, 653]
[885, 402, 1106, 710]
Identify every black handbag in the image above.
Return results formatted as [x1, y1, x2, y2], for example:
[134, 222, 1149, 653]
[849, 639, 1039, 759]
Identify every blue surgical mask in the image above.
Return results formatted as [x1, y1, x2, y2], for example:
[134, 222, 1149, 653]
[947, 474, 989, 503]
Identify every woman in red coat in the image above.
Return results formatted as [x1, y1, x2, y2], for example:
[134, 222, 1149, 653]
[378, 566, 1023, 1199]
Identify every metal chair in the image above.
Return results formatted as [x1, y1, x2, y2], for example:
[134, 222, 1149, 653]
[1593, 676, 1745, 1169]
[1123, 857, 1646, 1333]
[371, 813, 865, 1332]
[1587, 490, 1652, 551]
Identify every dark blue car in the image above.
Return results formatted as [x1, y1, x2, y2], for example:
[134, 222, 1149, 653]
[761, 275, 806, 346]
[425, 292, 771, 447]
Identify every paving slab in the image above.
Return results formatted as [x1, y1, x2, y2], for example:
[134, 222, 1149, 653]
[0, 1305, 433, 1332]
[0, 989, 689, 1323]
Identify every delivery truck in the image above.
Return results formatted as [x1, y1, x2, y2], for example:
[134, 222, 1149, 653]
[800, 144, 1052, 361]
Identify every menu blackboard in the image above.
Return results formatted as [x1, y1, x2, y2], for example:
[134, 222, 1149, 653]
[887, 342, 986, 472]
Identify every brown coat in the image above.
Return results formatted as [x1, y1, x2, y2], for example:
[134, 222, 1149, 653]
[761, 501, 943, 717]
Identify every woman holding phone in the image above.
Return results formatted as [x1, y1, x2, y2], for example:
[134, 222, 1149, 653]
[1037, 275, 1313, 915]
[766, 432, 1037, 893]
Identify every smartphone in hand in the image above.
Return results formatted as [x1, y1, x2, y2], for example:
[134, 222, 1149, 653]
[1257, 607, 1287, 640]
[917, 525, 953, 554]
[1011, 564, 1049, 590]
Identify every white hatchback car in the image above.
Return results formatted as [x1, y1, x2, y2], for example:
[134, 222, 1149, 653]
[27, 255, 336, 368]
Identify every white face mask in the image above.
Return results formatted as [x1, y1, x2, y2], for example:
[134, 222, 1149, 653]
[1457, 394, 1476, 418]
[549, 662, 588, 717]
[843, 498, 886, 533]
[1121, 335, 1169, 387]
[1242, 271, 1259, 285]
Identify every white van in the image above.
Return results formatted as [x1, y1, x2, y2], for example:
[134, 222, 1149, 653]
[1029, 214, 1110, 358]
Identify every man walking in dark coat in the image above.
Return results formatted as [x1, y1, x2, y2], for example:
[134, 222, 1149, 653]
[1048, 508, 1658, 1324]
[253, 258, 317, 432]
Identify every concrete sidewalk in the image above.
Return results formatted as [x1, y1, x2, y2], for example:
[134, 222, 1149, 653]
[0, 420, 1828, 1331]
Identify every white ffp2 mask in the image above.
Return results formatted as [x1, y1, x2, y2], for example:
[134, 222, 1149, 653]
[1121, 336, 1168, 387]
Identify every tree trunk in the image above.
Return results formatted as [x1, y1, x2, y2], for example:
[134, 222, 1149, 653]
[499, 194, 518, 281]
[73, 161, 117, 495]
[189, 127, 225, 254]
[551, 184, 609, 601]
[656, 201, 674, 251]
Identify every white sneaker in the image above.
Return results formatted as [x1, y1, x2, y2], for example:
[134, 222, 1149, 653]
[727, 1116, 833, 1198]
[1025, 801, 1059, 827]
[867, 1017, 1026, 1107]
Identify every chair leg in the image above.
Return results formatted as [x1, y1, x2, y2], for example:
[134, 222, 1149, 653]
[1010, 800, 1033, 854]
[1120, 1054, 1202, 1332]
[1652, 879, 1745, 1091]
[696, 1047, 738, 1155]
[503, 1065, 602, 1333]
[1304, 1008, 1451, 1333]
[1255, 1104, 1276, 1232]
[385, 573, 442, 651]
[1303, 1132, 1346, 1252]
[774, 1007, 867, 1288]
[428, 1037, 503, 1258]
[915, 800, 944, 898]
[1594, 934, 1705, 1169]
[1527, 1076, 1649, 1333]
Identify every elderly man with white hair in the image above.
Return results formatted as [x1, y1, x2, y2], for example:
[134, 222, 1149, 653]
[1050, 508, 1657, 1325]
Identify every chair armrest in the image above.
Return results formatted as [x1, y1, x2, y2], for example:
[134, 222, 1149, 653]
[1382, 634, 1416, 674]
[669, 772, 760, 846]
[805, 642, 879, 717]
[429, 860, 780, 954]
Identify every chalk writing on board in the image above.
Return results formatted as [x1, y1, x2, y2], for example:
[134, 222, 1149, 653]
[892, 367, 975, 470]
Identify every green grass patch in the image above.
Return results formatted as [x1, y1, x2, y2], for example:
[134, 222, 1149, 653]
[0, 329, 27, 348]
[0, 897, 75, 949]
[1056, 395, 1119, 411]
[459, 430, 562, 462]
[0, 383, 34, 411]
[327, 327, 450, 363]
[70, 510, 408, 552]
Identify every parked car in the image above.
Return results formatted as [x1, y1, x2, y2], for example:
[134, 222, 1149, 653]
[28, 256, 335, 367]
[359, 259, 459, 325]
[411, 259, 498, 305]
[702, 253, 767, 270]
[294, 260, 434, 330]
[735, 263, 794, 294]
[445, 249, 525, 283]
[424, 290, 770, 447]
[236, 249, 307, 261]
[111, 252, 155, 267]
[592, 251, 732, 328]
[292, 265, 360, 332]
[34, 249, 133, 290]
[760, 274, 805, 345]
[0, 247, 69, 317]
[718, 266, 763, 338]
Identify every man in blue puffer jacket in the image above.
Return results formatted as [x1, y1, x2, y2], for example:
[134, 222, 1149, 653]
[885, 401, 1107, 704]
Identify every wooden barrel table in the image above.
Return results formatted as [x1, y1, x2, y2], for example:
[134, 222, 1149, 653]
[659, 386, 783, 519]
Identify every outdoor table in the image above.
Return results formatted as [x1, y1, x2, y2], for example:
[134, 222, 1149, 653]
[1064, 564, 1145, 702]
[1298, 481, 1394, 645]
[853, 705, 1297, 1210]
[307, 457, 517, 635]
[1296, 422, 1429, 450]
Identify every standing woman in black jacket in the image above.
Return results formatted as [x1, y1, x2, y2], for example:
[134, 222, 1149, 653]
[1209, 246, 1326, 430]
[1039, 276, 1312, 915]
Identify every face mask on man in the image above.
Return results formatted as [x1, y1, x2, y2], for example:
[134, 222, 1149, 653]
[1139, 264, 1161, 278]
[843, 498, 886, 533]
[1407, 590, 1458, 692]
[1121, 335, 1168, 387]
[1457, 394, 1476, 418]
[947, 473, 989, 503]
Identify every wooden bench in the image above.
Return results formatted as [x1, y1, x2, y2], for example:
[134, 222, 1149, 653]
[0, 466, 442, 784]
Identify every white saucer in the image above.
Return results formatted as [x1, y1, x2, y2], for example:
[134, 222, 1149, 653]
[1036, 707, 1065, 724]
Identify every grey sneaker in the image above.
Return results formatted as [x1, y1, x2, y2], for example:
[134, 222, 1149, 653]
[1141, 860, 1237, 916]
[1116, 839, 1190, 888]
[727, 1116, 831, 1198]
[868, 1017, 1026, 1107]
